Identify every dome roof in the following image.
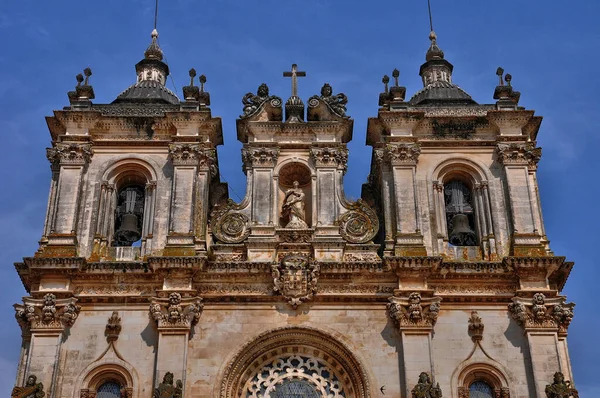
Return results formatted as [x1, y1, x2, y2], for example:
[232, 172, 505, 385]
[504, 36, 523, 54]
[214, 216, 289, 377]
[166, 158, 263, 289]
[113, 80, 179, 104]
[410, 80, 476, 105]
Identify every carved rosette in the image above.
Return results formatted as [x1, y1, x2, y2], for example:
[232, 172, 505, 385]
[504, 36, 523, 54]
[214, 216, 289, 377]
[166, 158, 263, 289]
[337, 199, 379, 243]
[241, 146, 279, 173]
[169, 143, 217, 174]
[496, 143, 542, 169]
[14, 293, 81, 331]
[149, 292, 203, 330]
[310, 147, 348, 173]
[387, 292, 441, 330]
[272, 254, 319, 308]
[210, 199, 250, 244]
[46, 143, 93, 166]
[508, 293, 574, 334]
[385, 143, 421, 165]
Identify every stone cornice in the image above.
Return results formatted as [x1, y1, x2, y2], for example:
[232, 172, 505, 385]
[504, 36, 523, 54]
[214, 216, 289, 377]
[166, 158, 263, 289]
[237, 119, 353, 144]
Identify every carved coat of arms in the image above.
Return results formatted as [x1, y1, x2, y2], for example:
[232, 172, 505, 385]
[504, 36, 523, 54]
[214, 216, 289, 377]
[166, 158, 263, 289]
[272, 254, 319, 308]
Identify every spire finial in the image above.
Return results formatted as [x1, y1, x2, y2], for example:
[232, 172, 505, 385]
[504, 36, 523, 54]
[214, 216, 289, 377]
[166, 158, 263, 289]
[392, 69, 400, 87]
[144, 28, 163, 61]
[382, 75, 389, 93]
[189, 68, 196, 86]
[199, 75, 206, 92]
[496, 67, 505, 86]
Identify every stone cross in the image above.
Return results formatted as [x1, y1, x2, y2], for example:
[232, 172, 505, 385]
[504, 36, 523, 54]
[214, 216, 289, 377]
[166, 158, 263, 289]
[283, 63, 306, 97]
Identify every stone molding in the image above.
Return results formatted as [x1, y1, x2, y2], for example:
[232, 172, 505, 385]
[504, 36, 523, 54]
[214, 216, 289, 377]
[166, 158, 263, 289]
[14, 293, 80, 332]
[46, 143, 93, 166]
[508, 292, 574, 334]
[385, 143, 421, 165]
[310, 146, 348, 172]
[387, 292, 441, 330]
[149, 292, 203, 331]
[496, 142, 541, 169]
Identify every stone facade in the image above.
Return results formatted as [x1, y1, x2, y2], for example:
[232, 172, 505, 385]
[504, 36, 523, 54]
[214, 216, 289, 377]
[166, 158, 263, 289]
[11, 30, 577, 398]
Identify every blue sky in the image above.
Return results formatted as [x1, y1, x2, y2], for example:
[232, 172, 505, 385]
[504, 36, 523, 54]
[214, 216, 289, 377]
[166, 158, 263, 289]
[0, 0, 598, 395]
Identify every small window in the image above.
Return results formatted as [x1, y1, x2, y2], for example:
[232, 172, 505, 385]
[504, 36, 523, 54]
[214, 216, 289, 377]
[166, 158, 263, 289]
[469, 380, 494, 398]
[97, 381, 122, 398]
[444, 180, 477, 246]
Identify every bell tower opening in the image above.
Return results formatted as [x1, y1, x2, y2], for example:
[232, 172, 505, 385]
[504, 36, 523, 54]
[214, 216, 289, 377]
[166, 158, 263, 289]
[444, 179, 477, 246]
[113, 184, 145, 247]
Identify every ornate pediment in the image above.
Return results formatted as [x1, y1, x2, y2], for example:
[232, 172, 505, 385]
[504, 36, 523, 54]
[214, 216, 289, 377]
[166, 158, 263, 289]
[149, 292, 203, 330]
[14, 293, 80, 331]
[272, 254, 319, 308]
[387, 292, 441, 330]
[508, 293, 574, 334]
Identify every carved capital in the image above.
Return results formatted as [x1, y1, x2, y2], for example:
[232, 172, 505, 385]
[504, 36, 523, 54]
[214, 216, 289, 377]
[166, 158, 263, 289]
[272, 254, 319, 309]
[149, 292, 203, 331]
[387, 292, 441, 330]
[14, 294, 80, 331]
[496, 142, 541, 169]
[385, 143, 421, 165]
[310, 146, 348, 172]
[168, 143, 216, 172]
[508, 293, 574, 334]
[241, 146, 279, 172]
[46, 143, 93, 166]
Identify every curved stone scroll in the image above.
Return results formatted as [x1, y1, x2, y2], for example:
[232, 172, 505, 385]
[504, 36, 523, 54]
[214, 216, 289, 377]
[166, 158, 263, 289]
[307, 83, 349, 121]
[210, 199, 250, 244]
[337, 199, 379, 243]
[240, 83, 283, 121]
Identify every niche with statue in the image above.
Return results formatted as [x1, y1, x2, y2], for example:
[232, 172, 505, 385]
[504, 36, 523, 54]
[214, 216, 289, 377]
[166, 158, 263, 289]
[278, 162, 312, 229]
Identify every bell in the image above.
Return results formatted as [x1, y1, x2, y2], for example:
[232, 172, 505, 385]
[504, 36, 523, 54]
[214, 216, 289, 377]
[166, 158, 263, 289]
[114, 213, 141, 246]
[448, 213, 477, 246]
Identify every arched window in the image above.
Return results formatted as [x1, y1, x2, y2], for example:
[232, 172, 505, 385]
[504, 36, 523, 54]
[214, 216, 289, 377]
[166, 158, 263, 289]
[97, 381, 123, 398]
[444, 180, 477, 246]
[469, 380, 494, 398]
[113, 185, 145, 247]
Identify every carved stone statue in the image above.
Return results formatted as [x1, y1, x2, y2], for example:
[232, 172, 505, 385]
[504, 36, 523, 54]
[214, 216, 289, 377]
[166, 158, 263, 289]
[411, 372, 442, 398]
[11, 375, 45, 398]
[242, 83, 270, 116]
[545, 372, 579, 398]
[319, 83, 348, 117]
[153, 372, 182, 398]
[281, 181, 308, 229]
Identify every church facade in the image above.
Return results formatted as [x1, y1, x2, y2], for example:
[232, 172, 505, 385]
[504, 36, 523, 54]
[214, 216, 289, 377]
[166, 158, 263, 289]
[11, 28, 578, 398]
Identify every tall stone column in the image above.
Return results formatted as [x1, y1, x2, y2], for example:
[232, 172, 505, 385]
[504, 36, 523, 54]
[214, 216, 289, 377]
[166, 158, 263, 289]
[387, 291, 441, 397]
[42, 142, 93, 256]
[385, 143, 426, 256]
[166, 143, 216, 256]
[508, 292, 574, 398]
[150, 293, 203, 397]
[496, 143, 545, 256]
[14, 293, 80, 398]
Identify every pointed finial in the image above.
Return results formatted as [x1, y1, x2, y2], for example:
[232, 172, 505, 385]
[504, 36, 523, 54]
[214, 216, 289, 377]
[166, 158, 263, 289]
[382, 75, 389, 93]
[199, 75, 206, 92]
[189, 68, 196, 86]
[496, 67, 505, 86]
[429, 30, 437, 43]
[76, 73, 84, 87]
[144, 29, 164, 61]
[425, 31, 444, 61]
[505, 73, 512, 87]
[151, 28, 158, 39]
[392, 69, 400, 87]
[83, 68, 92, 85]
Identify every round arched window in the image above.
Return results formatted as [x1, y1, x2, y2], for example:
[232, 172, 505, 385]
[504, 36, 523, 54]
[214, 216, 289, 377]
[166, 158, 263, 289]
[469, 380, 494, 398]
[97, 381, 122, 398]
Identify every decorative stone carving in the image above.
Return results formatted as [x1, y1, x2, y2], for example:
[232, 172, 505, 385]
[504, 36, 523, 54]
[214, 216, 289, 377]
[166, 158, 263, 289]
[411, 372, 442, 398]
[337, 199, 379, 243]
[496, 143, 542, 169]
[468, 311, 484, 342]
[281, 181, 309, 229]
[307, 83, 349, 119]
[387, 292, 441, 329]
[11, 374, 45, 398]
[272, 254, 319, 308]
[385, 143, 421, 165]
[153, 372, 182, 398]
[149, 293, 203, 330]
[168, 143, 216, 171]
[105, 311, 122, 342]
[310, 146, 348, 172]
[14, 294, 80, 330]
[46, 143, 93, 166]
[210, 199, 250, 244]
[545, 372, 579, 398]
[240, 83, 282, 119]
[509, 293, 574, 333]
[241, 146, 279, 172]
